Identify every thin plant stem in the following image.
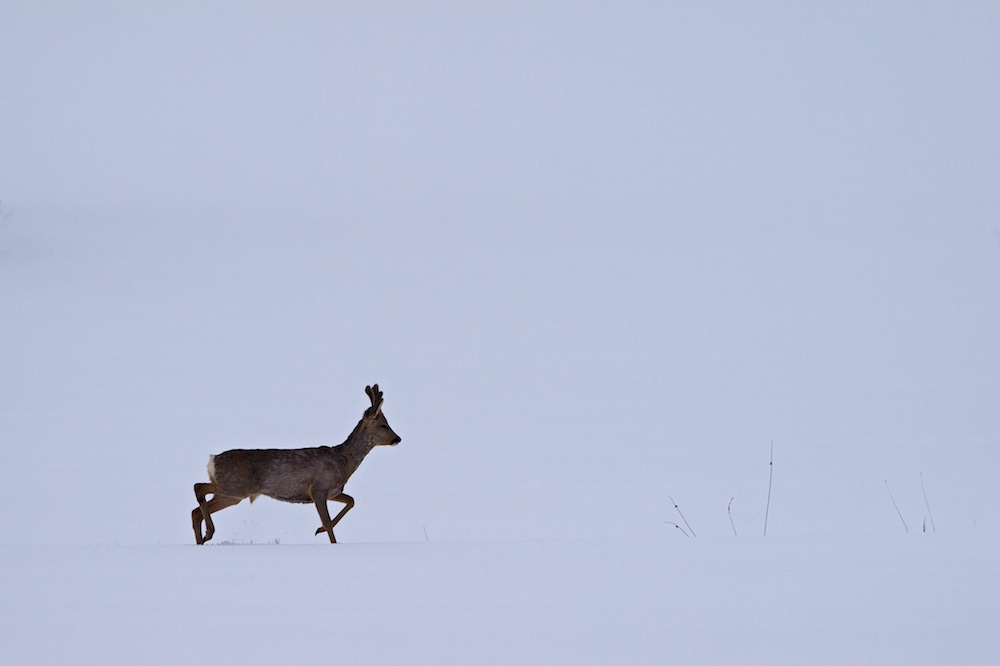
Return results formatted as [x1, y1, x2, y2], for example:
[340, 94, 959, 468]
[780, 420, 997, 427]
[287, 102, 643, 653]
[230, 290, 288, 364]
[921, 473, 936, 533]
[885, 480, 909, 533]
[663, 521, 690, 537]
[763, 441, 774, 536]
[728, 497, 738, 537]
[669, 496, 696, 537]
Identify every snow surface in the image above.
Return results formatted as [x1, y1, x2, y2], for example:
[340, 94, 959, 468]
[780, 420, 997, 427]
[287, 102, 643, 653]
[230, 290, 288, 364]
[2, 3, 1000, 664]
[3, 535, 998, 665]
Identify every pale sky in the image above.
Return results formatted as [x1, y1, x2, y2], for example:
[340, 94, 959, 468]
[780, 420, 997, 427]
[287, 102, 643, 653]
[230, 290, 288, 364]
[1, 3, 998, 543]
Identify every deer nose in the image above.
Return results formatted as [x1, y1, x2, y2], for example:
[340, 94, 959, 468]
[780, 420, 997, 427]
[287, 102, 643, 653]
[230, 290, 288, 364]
[391, 436, 401, 446]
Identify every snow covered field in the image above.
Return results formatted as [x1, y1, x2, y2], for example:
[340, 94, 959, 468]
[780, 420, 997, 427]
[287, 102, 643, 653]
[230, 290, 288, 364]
[2, 3, 1000, 664]
[3, 535, 998, 665]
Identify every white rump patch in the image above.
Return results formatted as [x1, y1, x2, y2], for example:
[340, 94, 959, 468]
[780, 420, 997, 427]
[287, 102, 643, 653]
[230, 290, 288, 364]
[206, 455, 216, 483]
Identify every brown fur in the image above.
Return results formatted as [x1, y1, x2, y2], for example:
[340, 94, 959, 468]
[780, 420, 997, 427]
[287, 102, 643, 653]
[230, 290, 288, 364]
[191, 384, 400, 544]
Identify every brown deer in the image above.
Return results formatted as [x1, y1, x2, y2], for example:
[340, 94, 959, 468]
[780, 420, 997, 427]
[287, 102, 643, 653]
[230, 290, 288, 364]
[192, 384, 400, 544]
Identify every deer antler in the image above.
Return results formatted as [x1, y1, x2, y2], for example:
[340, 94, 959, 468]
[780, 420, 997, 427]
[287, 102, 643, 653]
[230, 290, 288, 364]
[365, 384, 384, 415]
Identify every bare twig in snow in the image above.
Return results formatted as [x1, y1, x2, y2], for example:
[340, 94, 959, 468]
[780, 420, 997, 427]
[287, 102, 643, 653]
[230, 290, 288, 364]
[885, 480, 909, 533]
[669, 496, 696, 537]
[764, 441, 774, 536]
[663, 521, 690, 537]
[921, 473, 936, 533]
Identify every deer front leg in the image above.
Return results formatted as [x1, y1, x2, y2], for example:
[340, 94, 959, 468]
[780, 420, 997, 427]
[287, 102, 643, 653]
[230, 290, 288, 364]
[313, 494, 337, 543]
[313, 493, 355, 543]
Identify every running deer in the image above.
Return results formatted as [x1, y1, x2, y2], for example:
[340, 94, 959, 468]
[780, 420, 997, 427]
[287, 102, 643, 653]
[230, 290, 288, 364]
[192, 384, 400, 544]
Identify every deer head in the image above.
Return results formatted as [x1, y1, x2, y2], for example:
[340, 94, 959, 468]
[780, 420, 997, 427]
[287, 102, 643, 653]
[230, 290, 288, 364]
[362, 384, 400, 447]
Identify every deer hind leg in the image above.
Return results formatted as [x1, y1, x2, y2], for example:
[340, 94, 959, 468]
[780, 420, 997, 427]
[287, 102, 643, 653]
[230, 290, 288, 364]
[192, 482, 216, 544]
[192, 483, 243, 544]
[313, 493, 355, 543]
[192, 494, 243, 544]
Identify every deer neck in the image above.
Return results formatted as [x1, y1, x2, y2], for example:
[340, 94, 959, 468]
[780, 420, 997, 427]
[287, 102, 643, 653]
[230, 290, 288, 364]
[335, 420, 377, 478]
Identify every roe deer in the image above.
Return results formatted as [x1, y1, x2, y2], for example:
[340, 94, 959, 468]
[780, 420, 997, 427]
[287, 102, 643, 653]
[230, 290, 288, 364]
[192, 384, 400, 544]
